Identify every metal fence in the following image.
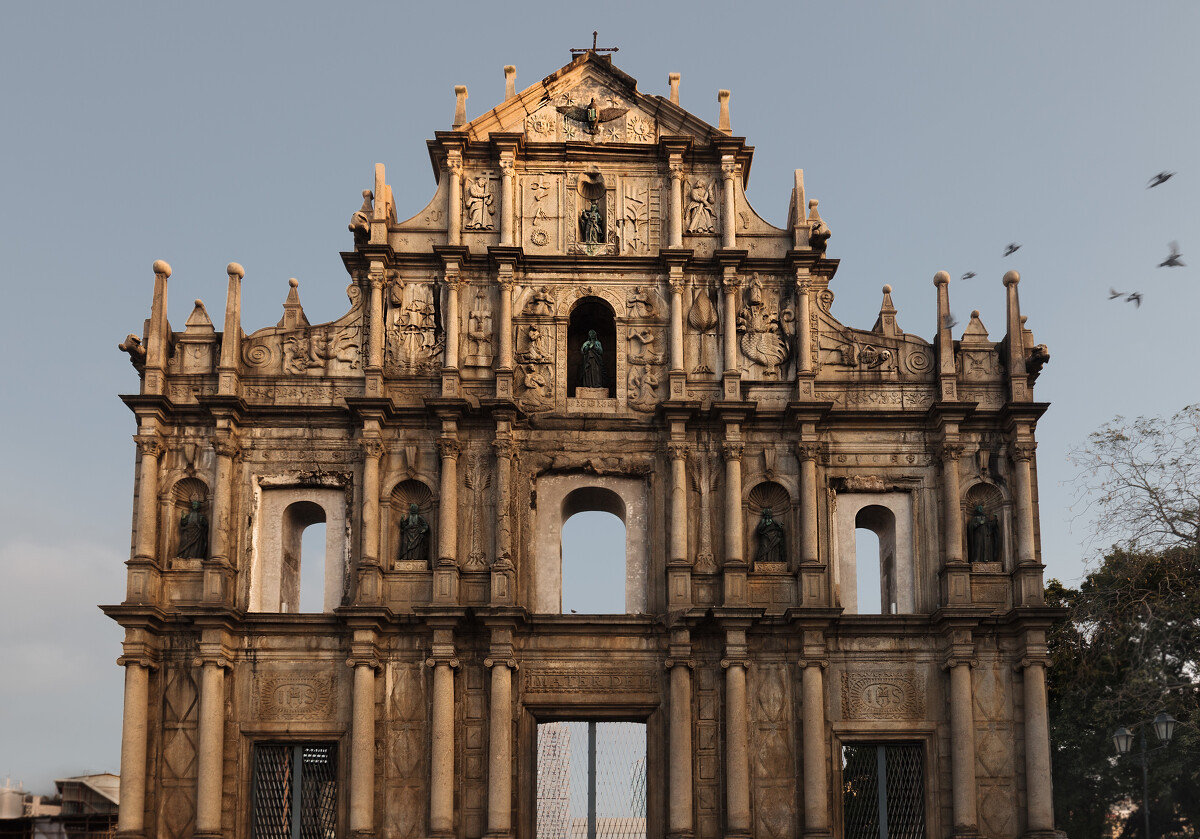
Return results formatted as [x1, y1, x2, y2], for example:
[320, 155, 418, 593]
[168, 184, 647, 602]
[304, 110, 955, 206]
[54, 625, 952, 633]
[537, 722, 647, 839]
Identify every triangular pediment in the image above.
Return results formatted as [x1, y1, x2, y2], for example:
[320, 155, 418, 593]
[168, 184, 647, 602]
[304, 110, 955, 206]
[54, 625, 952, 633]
[460, 52, 721, 146]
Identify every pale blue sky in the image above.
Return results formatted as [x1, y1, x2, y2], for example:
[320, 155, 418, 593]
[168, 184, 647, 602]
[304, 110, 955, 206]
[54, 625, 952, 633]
[1, 0, 1196, 793]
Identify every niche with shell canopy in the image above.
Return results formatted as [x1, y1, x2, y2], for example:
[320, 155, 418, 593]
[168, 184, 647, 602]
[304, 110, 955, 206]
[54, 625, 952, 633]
[964, 482, 1008, 567]
[169, 476, 210, 563]
[747, 480, 793, 569]
[390, 479, 436, 568]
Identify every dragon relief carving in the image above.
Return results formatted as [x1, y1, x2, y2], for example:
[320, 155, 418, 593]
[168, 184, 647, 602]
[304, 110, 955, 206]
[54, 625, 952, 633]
[736, 274, 792, 378]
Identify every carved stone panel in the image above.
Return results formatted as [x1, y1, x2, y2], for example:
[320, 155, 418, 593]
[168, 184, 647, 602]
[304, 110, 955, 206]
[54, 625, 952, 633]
[840, 670, 926, 720]
[254, 671, 336, 721]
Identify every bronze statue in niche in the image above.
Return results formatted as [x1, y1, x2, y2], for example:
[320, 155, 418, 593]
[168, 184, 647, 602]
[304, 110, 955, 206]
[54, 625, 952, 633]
[398, 503, 431, 563]
[755, 507, 786, 564]
[966, 504, 999, 563]
[580, 330, 605, 388]
[580, 200, 604, 244]
[177, 499, 209, 559]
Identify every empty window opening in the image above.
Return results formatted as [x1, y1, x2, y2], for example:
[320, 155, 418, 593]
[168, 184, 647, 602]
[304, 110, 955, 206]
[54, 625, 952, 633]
[280, 501, 326, 614]
[537, 722, 647, 839]
[854, 505, 898, 615]
[251, 743, 337, 839]
[251, 487, 348, 614]
[561, 488, 627, 614]
[567, 297, 617, 397]
[841, 742, 925, 839]
[297, 521, 326, 613]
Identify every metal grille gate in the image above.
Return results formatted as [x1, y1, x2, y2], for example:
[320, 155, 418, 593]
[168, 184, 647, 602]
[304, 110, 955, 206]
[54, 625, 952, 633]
[536, 722, 647, 839]
[252, 743, 338, 839]
[842, 743, 925, 839]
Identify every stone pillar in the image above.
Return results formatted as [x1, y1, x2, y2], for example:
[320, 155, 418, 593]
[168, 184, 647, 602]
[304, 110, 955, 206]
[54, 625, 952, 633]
[485, 655, 515, 836]
[204, 435, 239, 604]
[447, 154, 463, 246]
[721, 157, 737, 249]
[722, 441, 744, 565]
[116, 656, 153, 836]
[948, 657, 979, 834]
[497, 273, 514, 370]
[1011, 442, 1037, 566]
[668, 161, 684, 248]
[668, 443, 689, 565]
[143, 260, 170, 396]
[348, 653, 380, 835]
[942, 443, 965, 563]
[797, 443, 819, 565]
[1020, 657, 1055, 834]
[194, 649, 230, 837]
[669, 271, 685, 373]
[721, 269, 740, 376]
[361, 437, 382, 567]
[435, 437, 461, 604]
[795, 275, 813, 375]
[132, 437, 162, 567]
[217, 262, 244, 396]
[444, 270, 462, 370]
[799, 659, 831, 838]
[428, 651, 460, 836]
[723, 643, 751, 837]
[367, 264, 385, 371]
[492, 436, 515, 600]
[667, 656, 694, 837]
[499, 157, 514, 246]
[1003, 271, 1028, 403]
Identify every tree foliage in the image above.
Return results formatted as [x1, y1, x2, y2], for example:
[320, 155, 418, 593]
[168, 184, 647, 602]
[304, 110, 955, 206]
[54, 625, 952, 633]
[1070, 405, 1200, 556]
[1054, 405, 1200, 837]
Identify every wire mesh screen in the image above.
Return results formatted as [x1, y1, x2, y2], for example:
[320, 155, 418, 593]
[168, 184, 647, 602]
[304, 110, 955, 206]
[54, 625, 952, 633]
[299, 746, 338, 839]
[252, 743, 337, 839]
[536, 722, 647, 839]
[252, 745, 294, 839]
[842, 743, 925, 839]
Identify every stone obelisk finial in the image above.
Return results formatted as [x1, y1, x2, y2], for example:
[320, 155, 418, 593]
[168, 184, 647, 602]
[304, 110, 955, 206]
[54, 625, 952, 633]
[452, 85, 468, 129]
[504, 66, 516, 100]
[668, 73, 680, 105]
[717, 89, 731, 134]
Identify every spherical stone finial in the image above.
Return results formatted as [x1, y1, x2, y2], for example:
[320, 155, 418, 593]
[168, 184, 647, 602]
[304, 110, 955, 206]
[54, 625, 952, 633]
[882, 284, 892, 294]
[1003, 270, 1020, 286]
[195, 299, 203, 307]
[152, 259, 172, 278]
[289, 278, 299, 288]
[227, 262, 245, 279]
[933, 270, 950, 286]
[971, 309, 980, 318]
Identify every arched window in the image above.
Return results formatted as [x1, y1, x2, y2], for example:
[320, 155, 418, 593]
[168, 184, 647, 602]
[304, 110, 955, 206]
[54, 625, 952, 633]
[835, 492, 915, 614]
[567, 297, 616, 397]
[533, 476, 649, 615]
[855, 505, 897, 615]
[250, 486, 348, 613]
[561, 489, 627, 614]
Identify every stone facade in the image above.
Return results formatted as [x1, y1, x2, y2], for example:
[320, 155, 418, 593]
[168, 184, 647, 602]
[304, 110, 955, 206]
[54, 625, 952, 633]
[106, 52, 1061, 839]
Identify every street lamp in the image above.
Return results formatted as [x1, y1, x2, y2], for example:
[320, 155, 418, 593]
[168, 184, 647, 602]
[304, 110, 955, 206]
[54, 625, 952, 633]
[1112, 712, 1177, 839]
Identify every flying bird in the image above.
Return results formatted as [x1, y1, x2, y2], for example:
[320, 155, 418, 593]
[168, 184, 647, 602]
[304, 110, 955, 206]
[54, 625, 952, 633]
[1126, 292, 1142, 307]
[1159, 242, 1185, 268]
[942, 313, 958, 330]
[1003, 243, 1021, 257]
[1147, 171, 1175, 188]
[1109, 287, 1123, 300]
[960, 271, 976, 281]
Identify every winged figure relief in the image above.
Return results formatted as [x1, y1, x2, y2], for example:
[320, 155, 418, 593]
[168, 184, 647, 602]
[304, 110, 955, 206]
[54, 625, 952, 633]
[557, 97, 628, 135]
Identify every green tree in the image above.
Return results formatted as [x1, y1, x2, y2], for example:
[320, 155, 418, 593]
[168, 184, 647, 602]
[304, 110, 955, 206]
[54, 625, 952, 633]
[1053, 406, 1200, 837]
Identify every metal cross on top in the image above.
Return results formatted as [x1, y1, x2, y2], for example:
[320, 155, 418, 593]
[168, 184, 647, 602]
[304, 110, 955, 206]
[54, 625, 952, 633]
[570, 31, 619, 57]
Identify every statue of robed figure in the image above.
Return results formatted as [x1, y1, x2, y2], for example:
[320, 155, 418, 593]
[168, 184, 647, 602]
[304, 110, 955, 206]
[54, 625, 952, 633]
[755, 507, 786, 564]
[398, 502, 430, 563]
[177, 499, 209, 559]
[580, 329, 605, 388]
[966, 504, 1000, 563]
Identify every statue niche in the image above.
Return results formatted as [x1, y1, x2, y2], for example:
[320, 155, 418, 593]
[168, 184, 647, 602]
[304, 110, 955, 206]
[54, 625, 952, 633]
[391, 479, 435, 568]
[170, 477, 210, 562]
[567, 297, 617, 397]
[964, 482, 1006, 565]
